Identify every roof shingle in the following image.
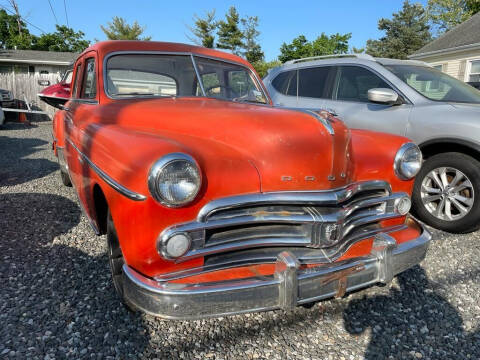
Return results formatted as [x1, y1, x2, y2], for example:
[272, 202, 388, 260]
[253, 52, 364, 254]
[411, 12, 480, 57]
[0, 49, 77, 64]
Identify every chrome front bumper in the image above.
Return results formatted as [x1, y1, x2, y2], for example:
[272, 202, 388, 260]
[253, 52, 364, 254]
[122, 226, 431, 320]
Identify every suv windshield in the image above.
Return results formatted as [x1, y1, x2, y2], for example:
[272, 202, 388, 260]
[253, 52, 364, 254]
[386, 64, 480, 104]
[105, 54, 267, 103]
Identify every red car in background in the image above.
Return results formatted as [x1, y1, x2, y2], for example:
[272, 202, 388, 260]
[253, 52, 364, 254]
[50, 41, 430, 320]
[38, 69, 72, 108]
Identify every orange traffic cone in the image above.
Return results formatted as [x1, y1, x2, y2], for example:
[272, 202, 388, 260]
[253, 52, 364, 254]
[19, 112, 30, 125]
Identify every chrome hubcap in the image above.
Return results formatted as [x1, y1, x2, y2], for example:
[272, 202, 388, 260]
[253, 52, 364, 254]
[421, 167, 474, 221]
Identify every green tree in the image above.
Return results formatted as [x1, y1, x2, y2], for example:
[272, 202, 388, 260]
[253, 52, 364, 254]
[278, 33, 351, 63]
[216, 6, 244, 55]
[33, 25, 90, 52]
[467, 0, 480, 13]
[100, 16, 151, 40]
[366, 1, 431, 59]
[0, 9, 35, 49]
[241, 16, 264, 63]
[252, 59, 281, 78]
[188, 10, 216, 48]
[352, 46, 365, 53]
[427, 0, 480, 34]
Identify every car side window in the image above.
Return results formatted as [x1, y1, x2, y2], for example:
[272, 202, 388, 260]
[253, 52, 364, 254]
[272, 70, 297, 96]
[298, 66, 331, 99]
[335, 66, 391, 102]
[81, 58, 97, 99]
[72, 63, 82, 98]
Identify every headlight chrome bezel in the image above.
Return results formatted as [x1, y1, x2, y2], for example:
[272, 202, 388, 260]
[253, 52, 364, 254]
[148, 153, 202, 207]
[394, 143, 423, 180]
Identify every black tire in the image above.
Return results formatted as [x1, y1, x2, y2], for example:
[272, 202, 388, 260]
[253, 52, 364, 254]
[60, 168, 72, 187]
[412, 152, 480, 233]
[107, 211, 137, 312]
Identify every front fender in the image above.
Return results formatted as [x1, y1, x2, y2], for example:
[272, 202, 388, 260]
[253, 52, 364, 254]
[78, 123, 261, 277]
[349, 129, 414, 195]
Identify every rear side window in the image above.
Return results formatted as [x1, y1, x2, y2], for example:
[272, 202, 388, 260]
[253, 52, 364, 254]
[335, 66, 391, 102]
[272, 70, 297, 96]
[298, 66, 331, 99]
[72, 64, 82, 98]
[81, 58, 97, 99]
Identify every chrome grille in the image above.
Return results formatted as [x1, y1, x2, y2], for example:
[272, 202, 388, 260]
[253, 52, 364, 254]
[160, 181, 408, 263]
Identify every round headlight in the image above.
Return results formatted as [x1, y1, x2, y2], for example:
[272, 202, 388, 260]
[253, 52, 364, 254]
[394, 143, 422, 180]
[148, 153, 201, 207]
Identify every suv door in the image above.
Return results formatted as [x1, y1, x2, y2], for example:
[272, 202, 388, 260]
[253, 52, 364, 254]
[322, 65, 412, 136]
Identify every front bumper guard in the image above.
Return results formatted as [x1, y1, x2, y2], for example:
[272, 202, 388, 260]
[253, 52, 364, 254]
[122, 226, 431, 320]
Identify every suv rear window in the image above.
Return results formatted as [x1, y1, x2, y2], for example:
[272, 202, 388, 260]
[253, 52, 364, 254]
[271, 70, 297, 96]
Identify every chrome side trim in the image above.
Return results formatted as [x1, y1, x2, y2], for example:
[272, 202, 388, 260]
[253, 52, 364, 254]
[197, 180, 390, 221]
[122, 224, 431, 320]
[66, 138, 147, 201]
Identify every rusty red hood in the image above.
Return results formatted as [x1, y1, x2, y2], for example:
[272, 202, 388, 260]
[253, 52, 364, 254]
[98, 97, 353, 191]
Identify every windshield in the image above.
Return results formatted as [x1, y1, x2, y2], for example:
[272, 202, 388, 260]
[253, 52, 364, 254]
[386, 65, 480, 104]
[62, 70, 73, 83]
[105, 53, 267, 103]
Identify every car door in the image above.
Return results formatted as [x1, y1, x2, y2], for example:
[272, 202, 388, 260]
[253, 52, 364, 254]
[322, 65, 412, 136]
[64, 53, 99, 215]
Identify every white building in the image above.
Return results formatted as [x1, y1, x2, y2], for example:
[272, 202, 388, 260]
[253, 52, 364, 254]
[409, 12, 480, 88]
[0, 49, 77, 76]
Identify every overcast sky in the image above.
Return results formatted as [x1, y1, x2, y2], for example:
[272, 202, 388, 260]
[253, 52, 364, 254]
[10, 0, 428, 60]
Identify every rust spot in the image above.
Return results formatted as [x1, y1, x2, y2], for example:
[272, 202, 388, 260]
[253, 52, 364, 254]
[251, 210, 293, 218]
[320, 263, 366, 298]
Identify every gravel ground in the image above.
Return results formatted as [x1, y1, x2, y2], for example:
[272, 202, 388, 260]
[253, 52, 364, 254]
[1, 120, 479, 360]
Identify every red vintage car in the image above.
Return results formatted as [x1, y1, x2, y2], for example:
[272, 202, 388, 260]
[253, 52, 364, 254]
[51, 41, 430, 319]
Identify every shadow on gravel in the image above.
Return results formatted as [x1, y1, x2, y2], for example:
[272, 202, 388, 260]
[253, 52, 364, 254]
[0, 135, 58, 187]
[0, 193, 149, 358]
[343, 266, 480, 359]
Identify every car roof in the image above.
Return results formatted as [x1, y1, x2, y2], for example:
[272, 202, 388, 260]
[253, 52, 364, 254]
[78, 40, 252, 68]
[266, 54, 431, 76]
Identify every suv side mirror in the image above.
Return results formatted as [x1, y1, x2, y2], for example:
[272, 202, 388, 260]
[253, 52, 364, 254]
[368, 88, 402, 105]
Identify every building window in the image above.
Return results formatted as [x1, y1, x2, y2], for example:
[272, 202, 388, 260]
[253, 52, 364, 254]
[433, 64, 443, 71]
[0, 65, 11, 74]
[469, 60, 480, 82]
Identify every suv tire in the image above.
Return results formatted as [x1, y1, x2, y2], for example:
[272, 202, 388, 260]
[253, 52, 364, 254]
[412, 152, 480, 233]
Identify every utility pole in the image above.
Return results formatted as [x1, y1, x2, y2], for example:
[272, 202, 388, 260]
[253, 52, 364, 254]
[8, 0, 22, 35]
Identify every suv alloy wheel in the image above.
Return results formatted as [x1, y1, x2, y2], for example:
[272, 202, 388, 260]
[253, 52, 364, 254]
[412, 152, 480, 233]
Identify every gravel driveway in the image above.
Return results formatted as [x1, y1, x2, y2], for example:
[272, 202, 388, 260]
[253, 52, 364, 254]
[1, 120, 479, 360]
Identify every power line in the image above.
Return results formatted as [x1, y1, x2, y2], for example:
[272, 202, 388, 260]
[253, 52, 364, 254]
[0, 4, 47, 33]
[63, 0, 68, 27]
[47, 0, 58, 25]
